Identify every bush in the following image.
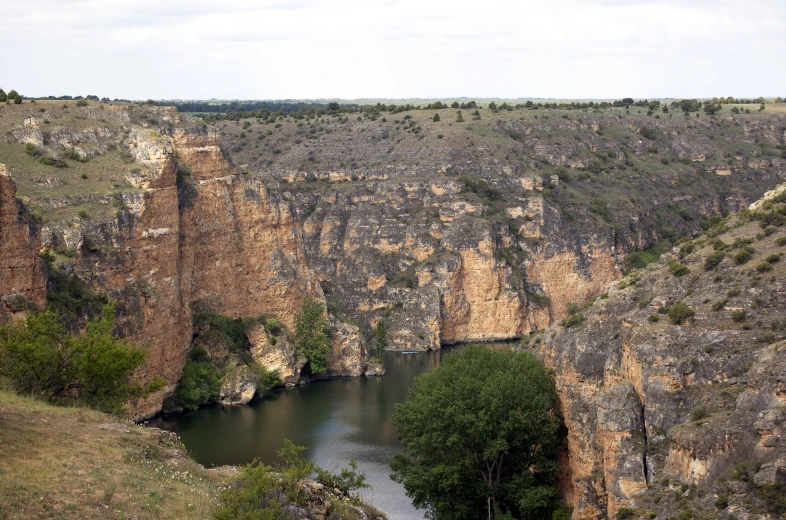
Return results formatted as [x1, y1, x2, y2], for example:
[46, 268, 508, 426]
[733, 248, 753, 265]
[732, 310, 747, 322]
[765, 253, 782, 263]
[76, 99, 88, 107]
[756, 262, 773, 272]
[648, 314, 660, 323]
[711, 299, 728, 311]
[0, 304, 162, 413]
[690, 406, 708, 421]
[39, 155, 67, 168]
[174, 358, 220, 410]
[432, 113, 440, 122]
[24, 143, 42, 157]
[704, 251, 726, 271]
[668, 302, 695, 324]
[374, 320, 387, 361]
[668, 260, 690, 277]
[294, 298, 332, 375]
[617, 507, 638, 519]
[776, 236, 786, 246]
[390, 346, 563, 520]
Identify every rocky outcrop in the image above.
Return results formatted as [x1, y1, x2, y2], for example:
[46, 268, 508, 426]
[537, 188, 786, 518]
[0, 166, 45, 323]
[218, 364, 258, 405]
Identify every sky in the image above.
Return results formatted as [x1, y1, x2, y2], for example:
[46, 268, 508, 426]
[0, 0, 784, 101]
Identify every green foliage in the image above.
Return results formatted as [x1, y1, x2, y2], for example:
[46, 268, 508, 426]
[625, 243, 666, 270]
[756, 262, 773, 272]
[616, 507, 638, 519]
[76, 99, 88, 107]
[711, 299, 728, 311]
[704, 251, 726, 271]
[648, 314, 660, 323]
[432, 112, 440, 122]
[639, 126, 656, 140]
[690, 406, 708, 421]
[215, 439, 371, 519]
[733, 248, 753, 265]
[175, 357, 221, 411]
[589, 198, 610, 221]
[193, 313, 248, 352]
[731, 310, 747, 322]
[390, 346, 563, 520]
[315, 459, 369, 495]
[667, 259, 690, 277]
[458, 175, 502, 202]
[0, 89, 6, 102]
[668, 302, 695, 325]
[294, 298, 332, 375]
[0, 304, 162, 413]
[758, 482, 786, 517]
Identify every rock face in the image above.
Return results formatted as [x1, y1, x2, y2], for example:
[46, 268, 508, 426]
[1, 101, 784, 424]
[0, 167, 45, 323]
[218, 364, 258, 405]
[536, 188, 786, 518]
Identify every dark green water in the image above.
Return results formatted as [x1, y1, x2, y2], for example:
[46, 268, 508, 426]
[151, 344, 511, 519]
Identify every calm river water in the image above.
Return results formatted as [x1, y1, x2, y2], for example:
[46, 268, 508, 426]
[151, 343, 512, 520]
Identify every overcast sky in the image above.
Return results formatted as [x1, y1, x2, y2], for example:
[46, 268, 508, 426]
[0, 0, 784, 100]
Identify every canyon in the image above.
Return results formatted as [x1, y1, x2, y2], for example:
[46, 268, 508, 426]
[1, 99, 785, 517]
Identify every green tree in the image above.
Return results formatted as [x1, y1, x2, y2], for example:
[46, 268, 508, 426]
[0, 89, 6, 102]
[456, 111, 464, 122]
[390, 346, 563, 520]
[294, 298, 332, 375]
[432, 112, 440, 122]
[7, 89, 20, 103]
[0, 304, 162, 413]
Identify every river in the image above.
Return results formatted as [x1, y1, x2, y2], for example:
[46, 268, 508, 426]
[151, 343, 513, 519]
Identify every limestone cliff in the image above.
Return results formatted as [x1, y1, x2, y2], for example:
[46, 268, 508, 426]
[0, 167, 45, 322]
[536, 187, 786, 519]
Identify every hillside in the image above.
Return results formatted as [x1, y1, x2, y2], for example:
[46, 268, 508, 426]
[536, 184, 786, 519]
[0, 99, 784, 420]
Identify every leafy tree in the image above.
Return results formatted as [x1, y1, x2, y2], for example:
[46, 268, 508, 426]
[432, 112, 440, 122]
[390, 346, 563, 520]
[0, 89, 6, 102]
[327, 102, 339, 111]
[174, 356, 221, 410]
[0, 304, 162, 413]
[7, 89, 20, 103]
[294, 298, 332, 375]
[451, 101, 460, 108]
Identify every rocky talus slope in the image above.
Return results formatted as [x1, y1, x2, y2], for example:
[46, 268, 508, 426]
[0, 100, 784, 420]
[535, 184, 786, 519]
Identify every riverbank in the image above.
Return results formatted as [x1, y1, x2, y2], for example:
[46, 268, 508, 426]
[0, 390, 385, 520]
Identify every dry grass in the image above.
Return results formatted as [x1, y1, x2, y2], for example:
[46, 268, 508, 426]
[0, 390, 229, 519]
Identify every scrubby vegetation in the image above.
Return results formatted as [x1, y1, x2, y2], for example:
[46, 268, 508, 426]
[0, 303, 163, 413]
[294, 298, 332, 376]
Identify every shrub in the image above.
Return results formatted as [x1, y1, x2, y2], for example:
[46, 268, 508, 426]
[776, 236, 786, 246]
[704, 251, 726, 271]
[639, 126, 656, 140]
[617, 507, 638, 519]
[0, 304, 163, 413]
[374, 320, 387, 361]
[24, 143, 42, 157]
[174, 358, 220, 410]
[39, 155, 67, 168]
[455, 111, 464, 122]
[648, 314, 660, 323]
[668, 302, 695, 324]
[711, 299, 728, 311]
[668, 260, 690, 277]
[732, 310, 747, 322]
[294, 298, 332, 375]
[76, 99, 88, 107]
[765, 253, 781, 264]
[756, 262, 773, 272]
[432, 113, 440, 122]
[690, 406, 708, 421]
[733, 248, 753, 265]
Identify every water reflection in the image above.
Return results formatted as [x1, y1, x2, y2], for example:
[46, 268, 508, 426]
[151, 343, 512, 520]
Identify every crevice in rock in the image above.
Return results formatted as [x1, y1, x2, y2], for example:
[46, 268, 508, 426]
[640, 403, 650, 485]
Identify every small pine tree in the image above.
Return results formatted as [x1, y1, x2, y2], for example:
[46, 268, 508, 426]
[432, 113, 440, 122]
[456, 111, 464, 123]
[294, 298, 332, 375]
[0, 89, 6, 102]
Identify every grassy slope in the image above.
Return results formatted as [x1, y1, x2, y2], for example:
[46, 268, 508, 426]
[0, 390, 228, 519]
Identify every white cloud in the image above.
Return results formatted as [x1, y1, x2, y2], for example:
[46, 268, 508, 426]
[0, 0, 783, 99]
